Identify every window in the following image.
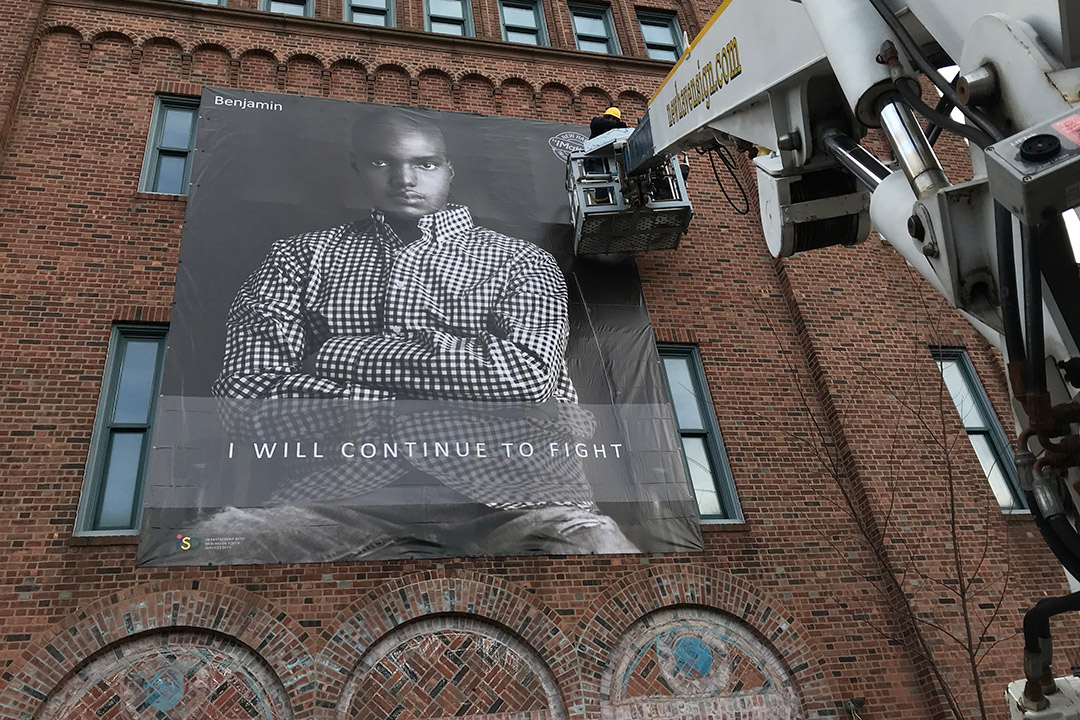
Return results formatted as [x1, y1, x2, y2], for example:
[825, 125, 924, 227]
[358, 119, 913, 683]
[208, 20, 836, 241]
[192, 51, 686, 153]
[76, 325, 168, 534]
[933, 348, 1025, 512]
[500, 0, 546, 44]
[569, 3, 619, 54]
[347, 0, 394, 25]
[262, 0, 311, 16]
[637, 11, 680, 61]
[658, 345, 741, 521]
[426, 0, 473, 36]
[140, 96, 198, 196]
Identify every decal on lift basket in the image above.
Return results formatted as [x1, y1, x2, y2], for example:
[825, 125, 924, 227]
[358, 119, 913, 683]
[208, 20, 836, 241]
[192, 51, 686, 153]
[1051, 114, 1080, 148]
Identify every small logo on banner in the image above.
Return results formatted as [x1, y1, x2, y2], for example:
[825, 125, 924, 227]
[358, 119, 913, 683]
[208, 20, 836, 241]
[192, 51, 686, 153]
[175, 534, 201, 551]
[548, 131, 587, 161]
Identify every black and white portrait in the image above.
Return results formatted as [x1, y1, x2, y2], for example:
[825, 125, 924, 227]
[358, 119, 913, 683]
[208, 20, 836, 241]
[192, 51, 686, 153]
[136, 90, 703, 566]
[212, 108, 576, 404]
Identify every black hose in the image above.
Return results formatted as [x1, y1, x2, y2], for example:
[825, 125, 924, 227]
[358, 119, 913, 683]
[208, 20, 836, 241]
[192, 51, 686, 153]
[1024, 491, 1080, 579]
[925, 119, 943, 147]
[996, 203, 1026, 364]
[866, 0, 1004, 142]
[924, 82, 956, 146]
[894, 76, 994, 148]
[699, 146, 750, 215]
[1023, 592, 1080, 655]
[1022, 223, 1046, 394]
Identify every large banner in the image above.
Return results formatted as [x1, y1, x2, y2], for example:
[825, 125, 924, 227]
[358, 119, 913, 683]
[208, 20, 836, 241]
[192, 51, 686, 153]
[136, 88, 704, 566]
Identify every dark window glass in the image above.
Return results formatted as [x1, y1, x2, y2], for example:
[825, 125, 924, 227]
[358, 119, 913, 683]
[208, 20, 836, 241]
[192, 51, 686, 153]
[349, 0, 392, 25]
[638, 11, 681, 61]
[933, 349, 1025, 512]
[142, 97, 198, 196]
[427, 0, 471, 35]
[658, 345, 741, 521]
[569, 4, 618, 54]
[501, 0, 545, 44]
[268, 0, 309, 14]
[78, 326, 167, 534]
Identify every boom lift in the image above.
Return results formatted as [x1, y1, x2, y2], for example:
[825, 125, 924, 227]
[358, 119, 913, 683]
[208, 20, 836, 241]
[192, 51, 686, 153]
[568, 1, 1080, 714]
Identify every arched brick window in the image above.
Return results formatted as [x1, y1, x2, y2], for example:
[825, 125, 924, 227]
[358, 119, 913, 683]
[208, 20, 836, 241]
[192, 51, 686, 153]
[38, 629, 292, 720]
[337, 616, 567, 720]
[601, 607, 803, 720]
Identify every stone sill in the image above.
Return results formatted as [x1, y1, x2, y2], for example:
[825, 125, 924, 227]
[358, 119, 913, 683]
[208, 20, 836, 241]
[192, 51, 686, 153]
[700, 521, 748, 533]
[134, 192, 188, 202]
[68, 534, 141, 547]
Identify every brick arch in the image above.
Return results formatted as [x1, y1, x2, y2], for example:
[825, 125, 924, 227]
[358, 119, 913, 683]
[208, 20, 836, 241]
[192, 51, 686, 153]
[372, 63, 412, 105]
[457, 72, 497, 114]
[191, 42, 233, 86]
[417, 67, 454, 110]
[285, 51, 328, 68]
[36, 628, 294, 720]
[577, 86, 612, 119]
[498, 76, 537, 117]
[574, 84, 611, 102]
[190, 40, 237, 58]
[138, 34, 185, 52]
[577, 565, 837, 719]
[372, 61, 413, 77]
[238, 48, 281, 91]
[239, 46, 282, 64]
[0, 581, 316, 720]
[540, 81, 572, 93]
[317, 571, 581, 713]
[37, 22, 87, 43]
[537, 82, 574, 121]
[286, 53, 326, 96]
[336, 615, 568, 720]
[330, 56, 367, 73]
[600, 607, 804, 720]
[458, 71, 495, 85]
[614, 88, 647, 103]
[88, 28, 136, 46]
[614, 90, 648, 122]
[329, 58, 368, 100]
[414, 64, 451, 78]
[497, 75, 535, 93]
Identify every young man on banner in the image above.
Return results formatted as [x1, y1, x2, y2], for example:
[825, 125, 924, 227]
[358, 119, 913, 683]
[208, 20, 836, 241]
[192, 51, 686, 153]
[202, 108, 639, 560]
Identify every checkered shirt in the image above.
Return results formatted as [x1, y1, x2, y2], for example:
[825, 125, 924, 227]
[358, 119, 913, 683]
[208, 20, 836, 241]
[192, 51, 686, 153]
[212, 205, 577, 403]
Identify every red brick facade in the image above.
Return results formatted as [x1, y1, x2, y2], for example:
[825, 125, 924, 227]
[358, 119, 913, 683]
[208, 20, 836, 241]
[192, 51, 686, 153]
[0, 0, 1076, 719]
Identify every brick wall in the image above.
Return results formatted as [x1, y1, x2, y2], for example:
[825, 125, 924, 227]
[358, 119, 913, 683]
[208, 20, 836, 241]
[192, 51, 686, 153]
[0, 1, 1076, 719]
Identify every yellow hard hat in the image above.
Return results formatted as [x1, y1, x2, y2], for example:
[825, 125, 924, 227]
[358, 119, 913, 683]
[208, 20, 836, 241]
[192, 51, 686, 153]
[604, 107, 622, 119]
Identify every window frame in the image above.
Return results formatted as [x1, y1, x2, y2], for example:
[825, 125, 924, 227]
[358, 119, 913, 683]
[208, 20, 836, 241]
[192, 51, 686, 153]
[260, 0, 314, 17]
[931, 347, 1027, 513]
[568, 2, 620, 54]
[657, 344, 743, 523]
[425, 0, 475, 36]
[75, 324, 168, 537]
[345, 0, 395, 26]
[499, 0, 548, 45]
[636, 9, 681, 61]
[138, 95, 199, 196]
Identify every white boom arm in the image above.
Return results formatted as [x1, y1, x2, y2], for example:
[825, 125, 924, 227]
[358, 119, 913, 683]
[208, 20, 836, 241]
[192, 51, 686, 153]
[625, 1, 1080, 713]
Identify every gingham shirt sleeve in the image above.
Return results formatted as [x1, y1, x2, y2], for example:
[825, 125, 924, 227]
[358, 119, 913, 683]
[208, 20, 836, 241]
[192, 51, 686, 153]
[314, 248, 569, 402]
[212, 235, 387, 400]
